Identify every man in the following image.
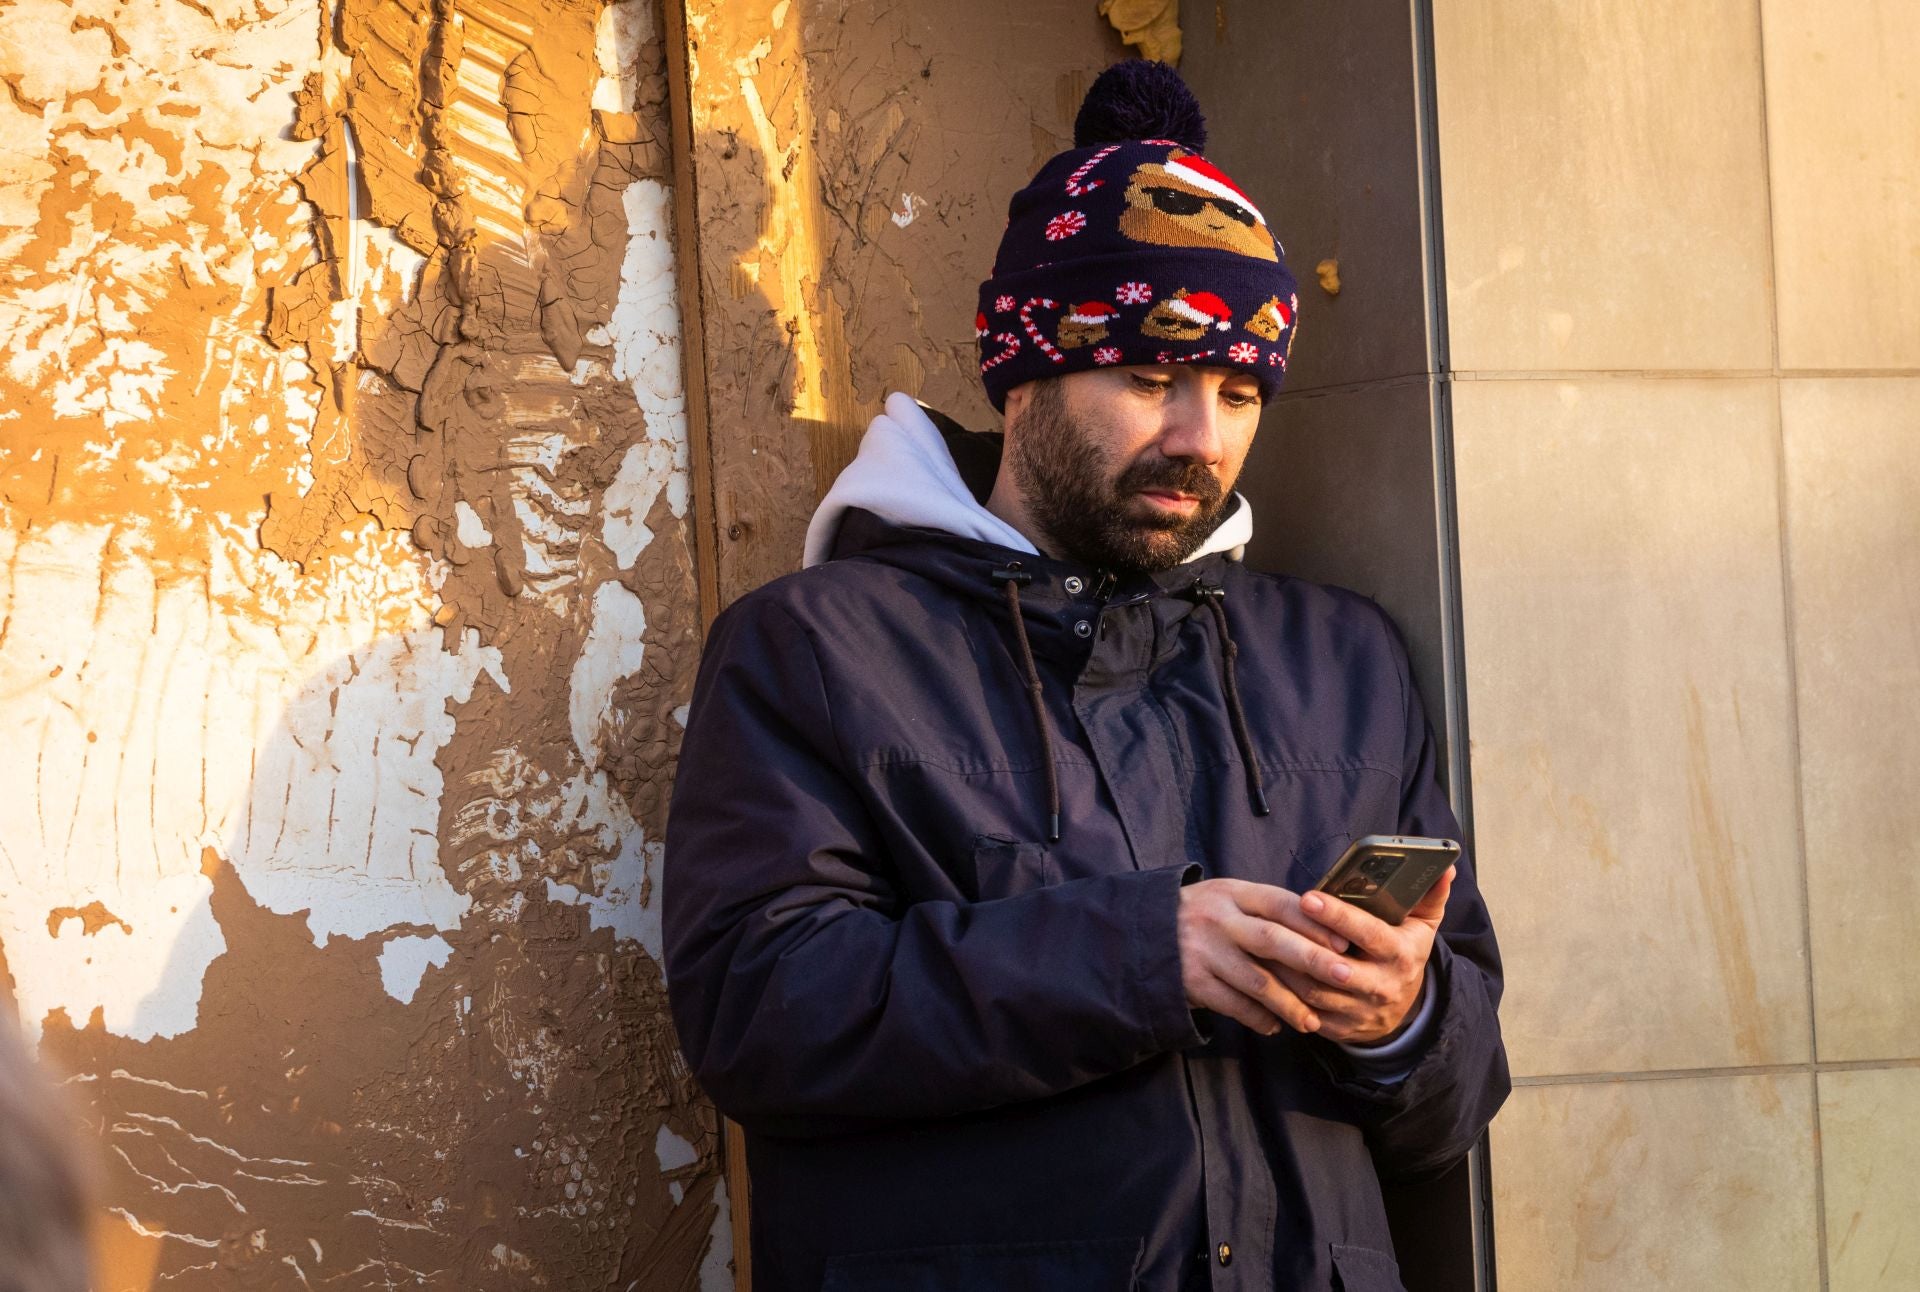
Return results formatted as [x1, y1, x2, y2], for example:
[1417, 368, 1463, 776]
[665, 61, 1507, 1291]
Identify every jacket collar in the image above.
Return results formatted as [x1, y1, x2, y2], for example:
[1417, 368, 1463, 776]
[803, 391, 1253, 572]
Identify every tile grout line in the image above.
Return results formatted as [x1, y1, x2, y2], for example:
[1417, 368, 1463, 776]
[1511, 1056, 1920, 1087]
[1749, 0, 1830, 1280]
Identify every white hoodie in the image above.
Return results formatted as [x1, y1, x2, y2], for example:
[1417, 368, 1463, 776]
[802, 392, 1253, 569]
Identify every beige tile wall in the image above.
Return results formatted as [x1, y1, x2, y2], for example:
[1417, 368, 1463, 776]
[1780, 380, 1920, 1066]
[1491, 1074, 1821, 1291]
[1437, 0, 1920, 1285]
[1455, 378, 1808, 1078]
[1761, 0, 1920, 371]
[1433, 0, 1775, 374]
[1818, 1067, 1920, 1291]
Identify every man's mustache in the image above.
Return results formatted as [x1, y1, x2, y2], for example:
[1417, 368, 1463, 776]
[1115, 456, 1224, 505]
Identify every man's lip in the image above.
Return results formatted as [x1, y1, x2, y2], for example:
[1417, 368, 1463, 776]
[1138, 489, 1199, 507]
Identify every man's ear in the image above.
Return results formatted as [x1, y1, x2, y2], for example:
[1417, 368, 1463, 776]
[1002, 380, 1033, 432]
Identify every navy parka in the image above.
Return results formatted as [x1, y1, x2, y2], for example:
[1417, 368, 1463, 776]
[663, 428, 1509, 1292]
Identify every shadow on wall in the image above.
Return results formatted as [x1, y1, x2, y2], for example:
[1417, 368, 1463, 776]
[33, 628, 721, 1291]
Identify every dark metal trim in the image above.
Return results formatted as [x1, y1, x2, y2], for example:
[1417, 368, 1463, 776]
[1408, 0, 1496, 1288]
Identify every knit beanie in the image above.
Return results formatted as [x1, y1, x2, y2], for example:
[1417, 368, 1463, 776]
[975, 61, 1299, 411]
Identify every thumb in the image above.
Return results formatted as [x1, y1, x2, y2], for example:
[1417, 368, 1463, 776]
[1407, 865, 1455, 929]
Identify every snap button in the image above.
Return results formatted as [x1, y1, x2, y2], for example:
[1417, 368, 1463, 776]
[1064, 576, 1085, 595]
[1216, 1241, 1232, 1266]
[1073, 619, 1092, 638]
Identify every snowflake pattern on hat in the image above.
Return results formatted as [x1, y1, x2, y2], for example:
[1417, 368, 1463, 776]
[1227, 341, 1259, 364]
[1093, 345, 1123, 365]
[1043, 210, 1087, 241]
[1116, 281, 1153, 305]
[993, 294, 1017, 313]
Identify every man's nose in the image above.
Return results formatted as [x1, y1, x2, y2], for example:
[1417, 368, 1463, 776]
[1159, 388, 1227, 465]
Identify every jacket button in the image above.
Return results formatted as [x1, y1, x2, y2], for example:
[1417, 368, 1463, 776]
[1216, 1241, 1232, 1266]
[1073, 620, 1092, 638]
[1064, 576, 1085, 595]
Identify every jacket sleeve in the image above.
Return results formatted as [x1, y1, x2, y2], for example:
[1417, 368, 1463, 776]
[1317, 609, 1511, 1182]
[663, 595, 1202, 1139]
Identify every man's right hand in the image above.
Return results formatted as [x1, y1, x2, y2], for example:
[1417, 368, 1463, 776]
[1176, 878, 1355, 1036]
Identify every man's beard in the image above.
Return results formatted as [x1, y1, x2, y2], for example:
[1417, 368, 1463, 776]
[1007, 379, 1234, 574]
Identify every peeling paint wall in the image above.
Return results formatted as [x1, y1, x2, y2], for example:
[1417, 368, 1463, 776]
[1, 0, 724, 1285]
[681, 0, 1128, 604]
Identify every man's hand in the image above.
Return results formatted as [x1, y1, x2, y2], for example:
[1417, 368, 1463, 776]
[1277, 866, 1455, 1046]
[1176, 878, 1357, 1036]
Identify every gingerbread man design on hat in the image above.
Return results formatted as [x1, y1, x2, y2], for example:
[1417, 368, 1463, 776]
[1244, 293, 1294, 341]
[1057, 300, 1120, 348]
[1142, 289, 1234, 342]
[1118, 150, 1279, 262]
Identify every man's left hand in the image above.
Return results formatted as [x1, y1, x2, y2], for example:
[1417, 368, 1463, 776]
[1274, 866, 1454, 1046]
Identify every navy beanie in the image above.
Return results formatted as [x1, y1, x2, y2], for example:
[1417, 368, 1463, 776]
[976, 61, 1299, 411]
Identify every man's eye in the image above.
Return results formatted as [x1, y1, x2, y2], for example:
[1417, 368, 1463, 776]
[1223, 390, 1260, 408]
[1131, 374, 1171, 392]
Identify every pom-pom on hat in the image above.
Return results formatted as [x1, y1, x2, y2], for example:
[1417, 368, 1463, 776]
[976, 60, 1299, 411]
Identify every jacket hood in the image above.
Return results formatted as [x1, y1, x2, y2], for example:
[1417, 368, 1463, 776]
[802, 391, 1253, 570]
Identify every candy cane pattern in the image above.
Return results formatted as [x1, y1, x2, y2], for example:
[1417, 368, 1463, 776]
[1020, 297, 1066, 364]
[979, 331, 1022, 373]
[1064, 143, 1123, 196]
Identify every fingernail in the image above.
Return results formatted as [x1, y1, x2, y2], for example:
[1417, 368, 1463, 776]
[1301, 893, 1323, 913]
[1332, 961, 1351, 983]
[1302, 1015, 1320, 1033]
[1331, 936, 1350, 954]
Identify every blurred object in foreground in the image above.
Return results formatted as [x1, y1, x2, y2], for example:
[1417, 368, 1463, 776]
[0, 1011, 90, 1292]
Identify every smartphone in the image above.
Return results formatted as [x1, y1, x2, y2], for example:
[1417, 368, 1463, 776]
[1312, 835, 1460, 926]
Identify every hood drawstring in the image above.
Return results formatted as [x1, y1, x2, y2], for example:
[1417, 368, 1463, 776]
[1192, 580, 1272, 818]
[993, 563, 1063, 842]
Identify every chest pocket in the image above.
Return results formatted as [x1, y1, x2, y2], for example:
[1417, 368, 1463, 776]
[963, 834, 1055, 901]
[1331, 1242, 1409, 1291]
[1287, 830, 1354, 893]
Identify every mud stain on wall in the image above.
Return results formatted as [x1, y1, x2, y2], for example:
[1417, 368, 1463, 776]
[2, 0, 723, 1285]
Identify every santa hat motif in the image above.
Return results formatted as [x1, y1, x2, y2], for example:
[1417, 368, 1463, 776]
[1168, 291, 1233, 331]
[1161, 153, 1266, 225]
[1066, 301, 1120, 326]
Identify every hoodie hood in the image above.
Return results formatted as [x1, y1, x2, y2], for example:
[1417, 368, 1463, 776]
[802, 392, 1253, 569]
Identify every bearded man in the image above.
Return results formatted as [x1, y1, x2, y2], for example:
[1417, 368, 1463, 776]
[664, 61, 1508, 1292]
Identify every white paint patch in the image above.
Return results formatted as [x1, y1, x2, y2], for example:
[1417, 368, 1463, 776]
[654, 1125, 697, 1173]
[592, 0, 654, 114]
[569, 582, 648, 770]
[378, 934, 453, 1005]
[542, 834, 662, 965]
[604, 179, 690, 567]
[460, 748, 662, 964]
[0, 518, 499, 1038]
[700, 1176, 734, 1292]
[890, 192, 926, 227]
[0, 0, 323, 410]
[454, 500, 493, 547]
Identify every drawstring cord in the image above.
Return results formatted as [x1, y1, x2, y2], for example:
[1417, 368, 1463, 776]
[993, 564, 1063, 842]
[1192, 580, 1272, 818]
